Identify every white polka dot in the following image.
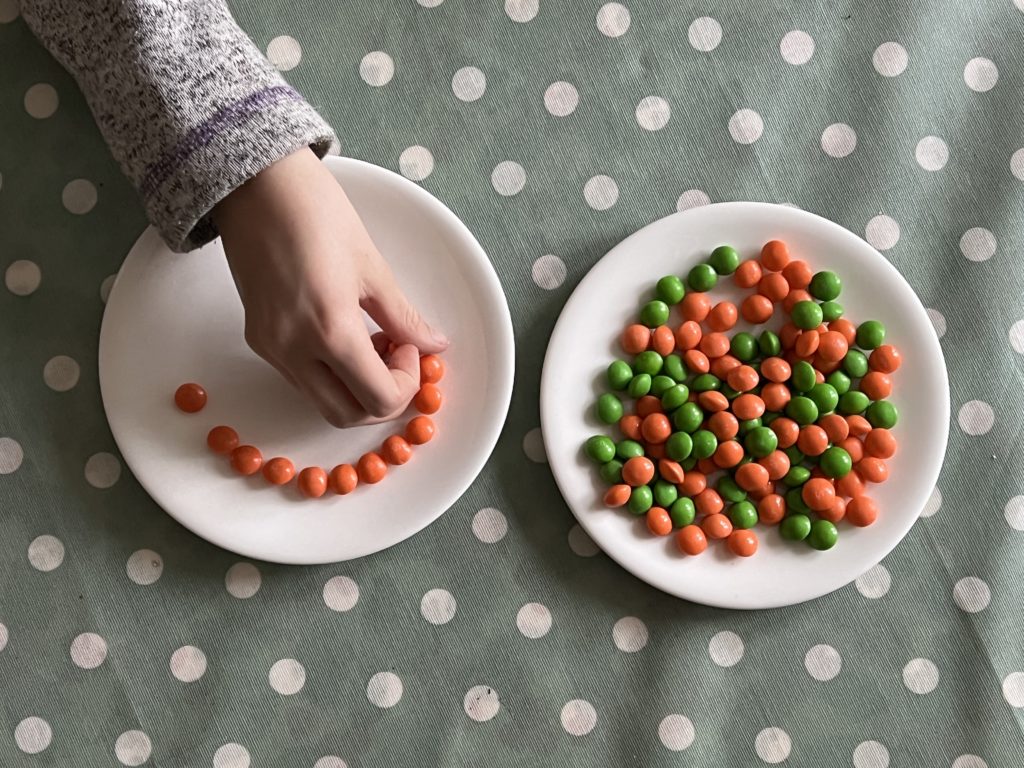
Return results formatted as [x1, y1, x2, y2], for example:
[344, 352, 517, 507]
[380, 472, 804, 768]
[952, 756, 987, 768]
[516, 602, 552, 638]
[126, 549, 163, 585]
[568, 523, 600, 556]
[62, 178, 97, 214]
[0, 437, 24, 473]
[6, 259, 41, 295]
[472, 507, 508, 543]
[804, 644, 842, 681]
[268, 658, 306, 695]
[708, 630, 744, 666]
[314, 758, 348, 768]
[865, 215, 900, 250]
[958, 400, 994, 435]
[560, 699, 597, 735]
[0, 0, 20, 23]
[451, 66, 486, 102]
[0, 622, 7, 652]
[584, 175, 618, 210]
[28, 535, 64, 571]
[821, 123, 857, 158]
[927, 308, 946, 339]
[544, 81, 578, 117]
[636, 96, 670, 131]
[359, 52, 394, 86]
[902, 658, 939, 694]
[464, 685, 500, 722]
[85, 452, 121, 488]
[676, 189, 711, 211]
[959, 227, 996, 262]
[491, 161, 525, 196]
[115, 730, 152, 766]
[921, 487, 942, 518]
[504, 0, 537, 22]
[531, 254, 566, 290]
[1009, 320, 1024, 354]
[399, 146, 434, 181]
[856, 564, 891, 598]
[1001, 671, 1024, 707]
[24, 83, 58, 118]
[70, 632, 107, 669]
[43, 355, 80, 391]
[1005, 496, 1024, 530]
[873, 42, 908, 77]
[224, 562, 261, 599]
[170, 645, 207, 682]
[915, 136, 948, 171]
[596, 3, 630, 37]
[523, 427, 547, 462]
[14, 717, 52, 754]
[658, 714, 694, 751]
[420, 588, 457, 625]
[100, 273, 117, 303]
[853, 740, 890, 768]
[266, 35, 302, 71]
[780, 30, 814, 65]
[323, 576, 359, 611]
[687, 17, 721, 52]
[366, 671, 403, 708]
[729, 109, 764, 144]
[213, 743, 250, 768]
[964, 57, 998, 92]
[953, 577, 990, 613]
[755, 727, 791, 764]
[1012, 148, 1024, 181]
[612, 616, 648, 652]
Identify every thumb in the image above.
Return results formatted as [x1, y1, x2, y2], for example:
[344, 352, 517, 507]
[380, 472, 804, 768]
[362, 278, 449, 354]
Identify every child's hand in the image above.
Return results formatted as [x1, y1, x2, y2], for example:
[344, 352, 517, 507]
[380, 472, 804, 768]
[213, 148, 448, 427]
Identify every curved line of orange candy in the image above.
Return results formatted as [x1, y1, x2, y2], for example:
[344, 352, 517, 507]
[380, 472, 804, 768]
[173, 354, 445, 499]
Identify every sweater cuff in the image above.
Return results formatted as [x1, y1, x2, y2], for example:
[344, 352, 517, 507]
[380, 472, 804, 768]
[141, 85, 336, 252]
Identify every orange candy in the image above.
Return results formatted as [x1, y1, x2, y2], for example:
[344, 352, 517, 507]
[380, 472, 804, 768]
[707, 301, 738, 332]
[857, 457, 889, 483]
[357, 452, 387, 484]
[864, 428, 897, 459]
[645, 443, 667, 463]
[406, 415, 436, 445]
[676, 525, 708, 555]
[230, 445, 263, 476]
[732, 394, 766, 421]
[727, 529, 759, 557]
[860, 371, 893, 400]
[207, 425, 239, 455]
[734, 259, 763, 289]
[622, 324, 651, 354]
[414, 384, 443, 415]
[708, 411, 740, 440]
[697, 457, 718, 475]
[760, 357, 792, 383]
[675, 320, 702, 350]
[297, 467, 329, 498]
[780, 322, 801, 350]
[641, 413, 672, 444]
[760, 240, 791, 271]
[770, 417, 800, 448]
[698, 391, 729, 413]
[329, 464, 359, 494]
[748, 481, 775, 501]
[816, 331, 849, 362]
[869, 344, 902, 373]
[829, 318, 857, 345]
[795, 329, 820, 358]
[636, 395, 663, 417]
[802, 478, 836, 512]
[622, 456, 655, 487]
[740, 294, 774, 325]
[382, 435, 413, 465]
[727, 365, 760, 392]
[694, 488, 725, 517]
[658, 459, 686, 484]
[758, 272, 790, 302]
[604, 484, 631, 507]
[713, 440, 744, 468]
[761, 383, 791, 412]
[838, 436, 865, 464]
[759, 450, 791, 481]
[683, 349, 710, 374]
[699, 332, 730, 358]
[782, 259, 812, 289]
[846, 496, 879, 526]
[263, 457, 296, 485]
[419, 354, 445, 384]
[174, 382, 207, 413]
[678, 471, 707, 496]
[836, 471, 865, 499]
[646, 507, 674, 536]
[701, 513, 733, 540]
[818, 495, 847, 524]
[845, 415, 872, 437]
[757, 494, 786, 525]
[652, 325, 676, 356]
[619, 414, 643, 441]
[735, 462, 770, 492]
[681, 292, 712, 323]
[818, 414, 850, 444]
[709, 354, 742, 379]
[797, 425, 829, 456]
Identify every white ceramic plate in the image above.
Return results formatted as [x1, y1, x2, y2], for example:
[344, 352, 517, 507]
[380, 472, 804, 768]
[99, 157, 514, 564]
[541, 202, 948, 609]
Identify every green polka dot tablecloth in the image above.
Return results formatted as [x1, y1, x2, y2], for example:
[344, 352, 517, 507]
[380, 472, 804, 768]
[2, 1, 1024, 766]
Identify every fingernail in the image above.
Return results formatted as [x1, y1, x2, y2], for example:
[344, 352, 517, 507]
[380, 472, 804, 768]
[430, 326, 450, 347]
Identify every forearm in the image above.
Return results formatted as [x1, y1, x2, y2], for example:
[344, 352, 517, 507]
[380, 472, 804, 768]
[21, 0, 336, 251]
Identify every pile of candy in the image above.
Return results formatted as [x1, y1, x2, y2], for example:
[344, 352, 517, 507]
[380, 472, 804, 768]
[584, 240, 900, 557]
[174, 354, 444, 498]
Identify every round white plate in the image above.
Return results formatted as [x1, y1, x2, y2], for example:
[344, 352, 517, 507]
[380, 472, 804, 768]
[541, 202, 948, 609]
[100, 157, 514, 564]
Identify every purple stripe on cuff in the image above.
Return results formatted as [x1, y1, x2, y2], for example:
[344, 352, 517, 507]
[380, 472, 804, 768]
[140, 84, 302, 198]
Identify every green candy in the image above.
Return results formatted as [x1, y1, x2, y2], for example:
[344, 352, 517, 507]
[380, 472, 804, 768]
[744, 426, 778, 458]
[809, 270, 842, 301]
[628, 374, 652, 398]
[640, 300, 670, 328]
[634, 350, 664, 376]
[820, 300, 844, 322]
[783, 466, 811, 486]
[599, 460, 624, 484]
[807, 519, 839, 550]
[826, 370, 851, 395]
[856, 320, 886, 350]
[758, 330, 782, 357]
[653, 479, 678, 508]
[785, 488, 812, 515]
[838, 390, 870, 415]
[808, 383, 839, 415]
[708, 245, 740, 275]
[721, 384, 741, 400]
[866, 400, 898, 428]
[791, 360, 817, 393]
[780, 514, 812, 541]
[786, 396, 819, 425]
[585, 435, 616, 463]
[655, 275, 686, 305]
[761, 412, 779, 425]
[665, 431, 694, 461]
[669, 497, 696, 527]
[661, 384, 690, 412]
[729, 500, 759, 529]
[673, 402, 704, 433]
[691, 429, 718, 460]
[607, 360, 633, 390]
[784, 446, 806, 465]
[842, 350, 869, 378]
[650, 375, 676, 397]
[791, 300, 824, 330]
[717, 475, 748, 503]
[596, 393, 623, 424]
[663, 354, 687, 382]
[616, 440, 644, 460]
[628, 486, 653, 515]
[730, 332, 758, 362]
[682, 456, 698, 470]
[819, 446, 852, 478]
[687, 263, 718, 292]
[738, 417, 762, 437]
[691, 373, 722, 392]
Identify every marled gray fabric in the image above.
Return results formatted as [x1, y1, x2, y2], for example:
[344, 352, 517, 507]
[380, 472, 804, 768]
[21, 0, 336, 251]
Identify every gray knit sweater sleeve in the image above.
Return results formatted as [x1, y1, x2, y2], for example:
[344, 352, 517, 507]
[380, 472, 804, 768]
[21, 0, 337, 252]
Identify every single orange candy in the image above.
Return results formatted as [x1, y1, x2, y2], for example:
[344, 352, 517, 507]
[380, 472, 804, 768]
[297, 467, 328, 498]
[735, 462, 770, 492]
[818, 495, 847, 524]
[419, 354, 445, 384]
[713, 440, 744, 469]
[676, 525, 708, 555]
[802, 478, 836, 512]
[207, 425, 239, 455]
[818, 414, 850, 444]
[709, 353, 742, 379]
[230, 445, 263, 476]
[797, 425, 829, 456]
[727, 529, 759, 557]
[760, 239, 791, 271]
[658, 459, 686, 484]
[740, 294, 774, 324]
[619, 414, 643, 441]
[604, 484, 631, 508]
[414, 384, 443, 415]
[701, 513, 733, 540]
[782, 259, 812, 289]
[652, 325, 676, 356]
[864, 428, 897, 459]
[836, 471, 865, 499]
[732, 394, 766, 421]
[646, 507, 673, 536]
[829, 318, 857, 345]
[734, 259, 763, 289]
[683, 349, 711, 374]
[759, 450, 791, 481]
[641, 413, 672, 444]
[697, 391, 729, 413]
[779, 322, 801, 350]
[699, 332, 730, 359]
[621, 324, 651, 354]
[795, 329, 820, 358]
[405, 415, 436, 445]
[329, 464, 359, 495]
[838, 436, 865, 463]
[674, 320, 702, 350]
[817, 331, 849, 362]
[860, 371, 893, 400]
[758, 272, 790, 302]
[845, 414, 873, 437]
[622, 456, 655, 487]
[697, 457, 718, 475]
[857, 457, 889, 484]
[681, 292, 712, 322]
[770, 417, 800, 448]
[382, 435, 413, 465]
[636, 395, 663, 418]
[678, 470, 707, 497]
[761, 383, 791, 412]
[760, 357, 792, 383]
[727, 365, 760, 392]
[263, 457, 296, 485]
[846, 496, 879, 526]
[646, 442, 667, 460]
[174, 382, 207, 413]
[869, 344, 902, 373]
[707, 301, 738, 332]
[357, 452, 387, 484]
[707, 411, 739, 441]
[757, 494, 786, 525]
